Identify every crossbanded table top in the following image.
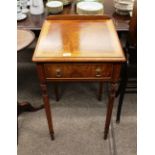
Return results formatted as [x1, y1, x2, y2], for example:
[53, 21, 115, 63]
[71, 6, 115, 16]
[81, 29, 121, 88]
[33, 15, 125, 62]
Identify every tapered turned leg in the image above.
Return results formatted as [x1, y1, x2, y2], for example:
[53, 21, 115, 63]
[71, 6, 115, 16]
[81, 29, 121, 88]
[104, 83, 117, 140]
[54, 83, 59, 101]
[37, 64, 55, 140]
[98, 82, 103, 101]
[40, 84, 55, 140]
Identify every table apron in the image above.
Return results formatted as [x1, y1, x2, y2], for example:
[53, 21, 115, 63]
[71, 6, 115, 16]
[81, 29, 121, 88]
[39, 62, 122, 82]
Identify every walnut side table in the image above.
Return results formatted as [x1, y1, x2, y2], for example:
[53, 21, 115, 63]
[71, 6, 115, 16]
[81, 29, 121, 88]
[32, 15, 126, 140]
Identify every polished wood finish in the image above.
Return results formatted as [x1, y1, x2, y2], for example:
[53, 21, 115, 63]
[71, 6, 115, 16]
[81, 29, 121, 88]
[17, 0, 130, 31]
[104, 82, 117, 139]
[33, 16, 126, 140]
[44, 63, 113, 80]
[33, 15, 125, 62]
[36, 64, 55, 140]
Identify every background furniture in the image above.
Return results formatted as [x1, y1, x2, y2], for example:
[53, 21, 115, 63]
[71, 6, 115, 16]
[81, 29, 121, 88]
[17, 29, 35, 51]
[17, 29, 44, 117]
[116, 0, 137, 123]
[17, 29, 45, 144]
[17, 0, 131, 31]
[32, 15, 126, 140]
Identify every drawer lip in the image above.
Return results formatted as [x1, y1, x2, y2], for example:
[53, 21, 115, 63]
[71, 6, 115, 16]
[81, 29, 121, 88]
[46, 77, 112, 82]
[44, 63, 114, 79]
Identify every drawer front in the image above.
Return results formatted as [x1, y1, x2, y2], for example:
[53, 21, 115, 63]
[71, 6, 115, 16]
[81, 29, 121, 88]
[44, 63, 113, 80]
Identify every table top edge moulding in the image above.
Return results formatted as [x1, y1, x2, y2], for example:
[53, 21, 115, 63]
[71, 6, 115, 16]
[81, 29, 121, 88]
[32, 15, 126, 63]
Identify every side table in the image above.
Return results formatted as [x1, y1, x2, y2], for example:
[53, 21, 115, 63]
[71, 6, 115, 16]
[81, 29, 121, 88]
[32, 15, 126, 140]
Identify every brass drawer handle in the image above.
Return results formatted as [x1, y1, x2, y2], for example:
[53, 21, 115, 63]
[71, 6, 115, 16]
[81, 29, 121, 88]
[56, 68, 62, 78]
[96, 68, 102, 77]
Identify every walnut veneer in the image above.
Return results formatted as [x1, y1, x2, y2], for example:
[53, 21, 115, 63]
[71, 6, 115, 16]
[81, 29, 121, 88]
[32, 15, 126, 140]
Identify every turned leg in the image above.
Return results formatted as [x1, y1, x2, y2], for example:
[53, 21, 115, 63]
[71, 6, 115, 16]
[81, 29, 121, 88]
[40, 84, 55, 140]
[104, 83, 117, 140]
[98, 82, 103, 101]
[37, 64, 55, 140]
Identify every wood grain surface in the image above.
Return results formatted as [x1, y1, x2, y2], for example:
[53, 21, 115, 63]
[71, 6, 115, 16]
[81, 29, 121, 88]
[44, 63, 113, 80]
[32, 15, 125, 62]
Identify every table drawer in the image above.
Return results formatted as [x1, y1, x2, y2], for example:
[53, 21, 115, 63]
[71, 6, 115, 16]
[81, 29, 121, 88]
[44, 63, 113, 79]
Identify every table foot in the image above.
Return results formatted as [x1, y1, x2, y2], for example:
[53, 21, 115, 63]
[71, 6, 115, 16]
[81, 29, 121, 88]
[50, 132, 55, 140]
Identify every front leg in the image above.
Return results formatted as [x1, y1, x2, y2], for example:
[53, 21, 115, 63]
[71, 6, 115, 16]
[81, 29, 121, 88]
[40, 84, 55, 140]
[37, 64, 55, 140]
[104, 82, 117, 139]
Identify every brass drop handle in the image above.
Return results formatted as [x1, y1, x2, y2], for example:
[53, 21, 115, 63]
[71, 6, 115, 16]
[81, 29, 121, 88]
[95, 68, 102, 77]
[56, 68, 62, 78]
